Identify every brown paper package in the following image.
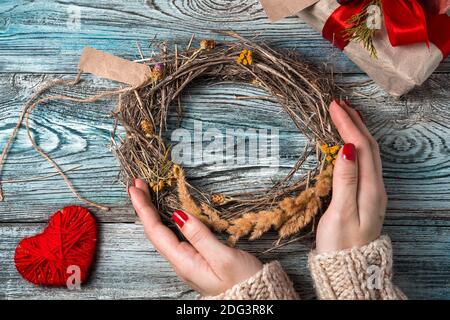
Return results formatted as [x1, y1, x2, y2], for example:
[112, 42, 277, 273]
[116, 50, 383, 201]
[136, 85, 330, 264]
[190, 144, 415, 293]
[260, 0, 444, 97]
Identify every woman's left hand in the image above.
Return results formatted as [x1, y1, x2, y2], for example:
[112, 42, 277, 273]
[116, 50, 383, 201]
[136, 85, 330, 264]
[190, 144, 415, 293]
[129, 179, 263, 297]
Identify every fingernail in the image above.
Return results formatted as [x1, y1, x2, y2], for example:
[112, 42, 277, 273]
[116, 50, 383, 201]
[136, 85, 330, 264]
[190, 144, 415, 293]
[342, 143, 356, 161]
[172, 210, 188, 228]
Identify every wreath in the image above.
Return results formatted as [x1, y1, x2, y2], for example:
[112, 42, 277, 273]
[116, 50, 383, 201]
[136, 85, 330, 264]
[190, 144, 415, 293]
[112, 32, 342, 247]
[0, 32, 342, 249]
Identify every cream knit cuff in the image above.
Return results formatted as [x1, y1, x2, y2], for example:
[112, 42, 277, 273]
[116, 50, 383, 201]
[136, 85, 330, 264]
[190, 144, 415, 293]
[201, 261, 299, 300]
[308, 235, 407, 300]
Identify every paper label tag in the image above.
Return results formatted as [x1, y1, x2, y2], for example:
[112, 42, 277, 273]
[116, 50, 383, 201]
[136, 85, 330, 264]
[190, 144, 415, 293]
[78, 47, 152, 87]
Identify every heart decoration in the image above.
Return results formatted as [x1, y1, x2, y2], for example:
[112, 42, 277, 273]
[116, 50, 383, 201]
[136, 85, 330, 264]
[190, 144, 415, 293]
[14, 205, 97, 287]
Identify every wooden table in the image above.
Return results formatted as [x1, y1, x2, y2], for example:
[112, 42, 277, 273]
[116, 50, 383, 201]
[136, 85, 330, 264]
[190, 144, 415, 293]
[1, 0, 449, 300]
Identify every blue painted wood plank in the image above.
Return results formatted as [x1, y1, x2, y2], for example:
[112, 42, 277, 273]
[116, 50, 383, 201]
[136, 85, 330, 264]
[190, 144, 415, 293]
[0, 0, 448, 74]
[1, 222, 449, 299]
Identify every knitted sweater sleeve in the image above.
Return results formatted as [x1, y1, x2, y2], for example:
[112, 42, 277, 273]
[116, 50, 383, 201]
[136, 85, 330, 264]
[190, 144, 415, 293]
[308, 235, 407, 300]
[201, 261, 299, 300]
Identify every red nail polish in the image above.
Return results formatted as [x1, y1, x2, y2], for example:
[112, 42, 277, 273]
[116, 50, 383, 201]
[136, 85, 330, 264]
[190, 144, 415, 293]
[172, 210, 188, 228]
[342, 143, 356, 161]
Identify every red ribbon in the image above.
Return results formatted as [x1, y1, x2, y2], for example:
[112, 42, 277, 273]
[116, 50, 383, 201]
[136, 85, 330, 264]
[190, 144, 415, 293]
[322, 0, 450, 58]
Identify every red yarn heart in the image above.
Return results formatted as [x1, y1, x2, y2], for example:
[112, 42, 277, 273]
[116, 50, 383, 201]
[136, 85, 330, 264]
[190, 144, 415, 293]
[14, 205, 97, 286]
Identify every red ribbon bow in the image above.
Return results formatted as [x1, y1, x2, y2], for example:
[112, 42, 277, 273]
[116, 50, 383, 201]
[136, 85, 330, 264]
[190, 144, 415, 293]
[322, 0, 450, 58]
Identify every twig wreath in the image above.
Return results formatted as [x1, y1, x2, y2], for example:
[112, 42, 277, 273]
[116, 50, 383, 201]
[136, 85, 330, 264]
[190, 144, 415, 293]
[0, 32, 342, 248]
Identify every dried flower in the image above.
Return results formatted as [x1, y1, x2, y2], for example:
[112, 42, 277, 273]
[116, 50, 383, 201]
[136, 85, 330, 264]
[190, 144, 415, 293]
[321, 143, 341, 164]
[172, 164, 182, 179]
[236, 49, 253, 65]
[227, 212, 259, 246]
[151, 179, 165, 193]
[167, 178, 175, 187]
[278, 195, 320, 239]
[201, 203, 229, 232]
[150, 64, 163, 84]
[249, 208, 284, 241]
[175, 166, 202, 216]
[200, 39, 216, 51]
[329, 145, 340, 154]
[140, 119, 154, 137]
[315, 165, 333, 197]
[211, 193, 225, 205]
[226, 164, 334, 244]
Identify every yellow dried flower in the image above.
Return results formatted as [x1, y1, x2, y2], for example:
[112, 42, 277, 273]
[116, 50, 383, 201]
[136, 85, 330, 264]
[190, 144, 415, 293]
[140, 119, 154, 137]
[329, 145, 340, 155]
[172, 164, 182, 179]
[320, 144, 341, 164]
[200, 39, 216, 51]
[150, 180, 164, 192]
[320, 144, 330, 154]
[236, 49, 253, 65]
[211, 193, 225, 205]
[167, 178, 175, 187]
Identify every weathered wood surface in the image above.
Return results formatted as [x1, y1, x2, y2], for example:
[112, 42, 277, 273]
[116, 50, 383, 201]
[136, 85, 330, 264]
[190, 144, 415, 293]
[1, 221, 449, 300]
[0, 0, 449, 300]
[0, 0, 449, 74]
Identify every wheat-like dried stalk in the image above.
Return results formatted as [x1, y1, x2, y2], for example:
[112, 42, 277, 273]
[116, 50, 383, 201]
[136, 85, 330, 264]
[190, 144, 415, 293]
[226, 164, 334, 244]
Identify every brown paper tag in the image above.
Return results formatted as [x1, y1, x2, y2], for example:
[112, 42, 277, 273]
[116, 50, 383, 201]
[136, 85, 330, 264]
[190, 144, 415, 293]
[78, 47, 152, 87]
[259, 0, 319, 21]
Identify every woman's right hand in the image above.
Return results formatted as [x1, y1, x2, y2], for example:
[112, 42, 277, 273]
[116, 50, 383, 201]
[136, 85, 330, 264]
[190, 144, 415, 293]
[315, 100, 387, 253]
[128, 180, 263, 297]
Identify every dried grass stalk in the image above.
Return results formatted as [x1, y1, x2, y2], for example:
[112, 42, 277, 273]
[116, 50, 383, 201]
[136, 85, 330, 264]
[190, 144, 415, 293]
[226, 164, 334, 244]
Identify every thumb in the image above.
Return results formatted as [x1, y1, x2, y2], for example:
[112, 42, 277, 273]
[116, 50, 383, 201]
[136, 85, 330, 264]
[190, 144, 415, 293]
[172, 210, 233, 264]
[330, 143, 359, 213]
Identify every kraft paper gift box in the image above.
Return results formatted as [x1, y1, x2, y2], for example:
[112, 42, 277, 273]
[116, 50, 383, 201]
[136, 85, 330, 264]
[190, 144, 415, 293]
[259, 0, 450, 97]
